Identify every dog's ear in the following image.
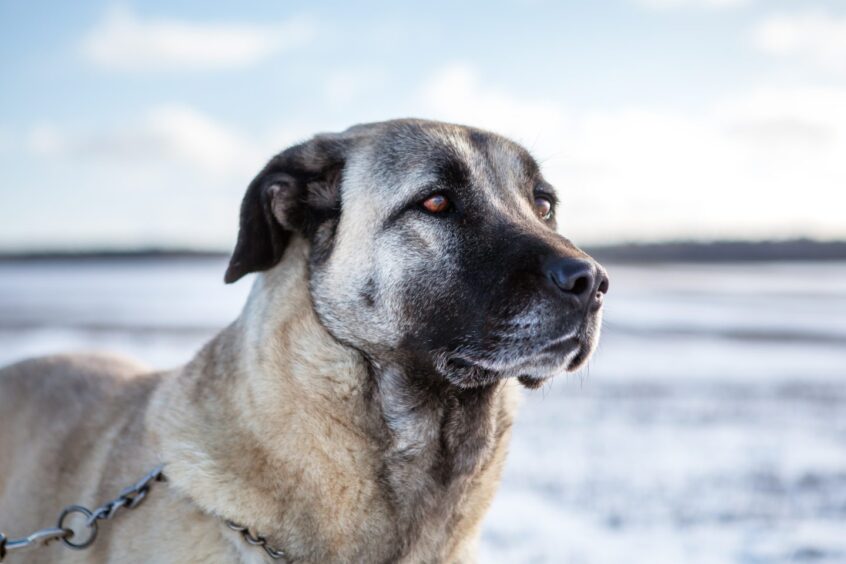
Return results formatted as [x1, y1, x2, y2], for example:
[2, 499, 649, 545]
[224, 134, 356, 284]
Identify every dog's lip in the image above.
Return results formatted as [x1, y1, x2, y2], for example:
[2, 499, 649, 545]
[443, 307, 604, 385]
[443, 313, 601, 386]
[445, 334, 580, 377]
[538, 334, 580, 355]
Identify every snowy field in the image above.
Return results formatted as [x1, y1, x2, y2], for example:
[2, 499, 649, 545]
[1, 259, 845, 563]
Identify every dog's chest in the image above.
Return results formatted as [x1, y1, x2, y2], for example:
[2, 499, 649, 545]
[373, 378, 507, 560]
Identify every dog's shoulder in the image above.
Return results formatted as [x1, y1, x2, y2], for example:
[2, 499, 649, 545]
[1, 351, 149, 397]
[0, 354, 168, 552]
[0, 352, 159, 430]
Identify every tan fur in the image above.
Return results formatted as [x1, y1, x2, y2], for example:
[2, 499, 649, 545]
[0, 118, 605, 562]
[0, 238, 518, 563]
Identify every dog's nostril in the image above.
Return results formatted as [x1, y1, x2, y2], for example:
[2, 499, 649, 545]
[545, 258, 597, 306]
[570, 274, 591, 297]
[597, 275, 610, 295]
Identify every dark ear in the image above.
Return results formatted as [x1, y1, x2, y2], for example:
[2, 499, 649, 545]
[223, 134, 355, 284]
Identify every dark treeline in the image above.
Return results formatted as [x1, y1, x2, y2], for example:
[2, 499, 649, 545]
[0, 249, 227, 263]
[1, 239, 846, 264]
[585, 239, 846, 263]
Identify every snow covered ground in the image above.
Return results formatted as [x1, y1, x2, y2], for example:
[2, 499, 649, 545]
[1, 259, 845, 562]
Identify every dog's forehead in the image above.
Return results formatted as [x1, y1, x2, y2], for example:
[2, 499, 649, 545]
[344, 121, 541, 204]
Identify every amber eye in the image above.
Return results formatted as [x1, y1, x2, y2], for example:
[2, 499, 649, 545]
[534, 196, 553, 220]
[421, 194, 450, 214]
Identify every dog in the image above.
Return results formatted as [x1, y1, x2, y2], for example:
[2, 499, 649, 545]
[0, 119, 608, 563]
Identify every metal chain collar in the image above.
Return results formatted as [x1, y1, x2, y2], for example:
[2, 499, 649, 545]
[0, 464, 165, 561]
[0, 464, 288, 562]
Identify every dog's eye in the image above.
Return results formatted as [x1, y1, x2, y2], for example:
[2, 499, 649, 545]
[421, 194, 451, 214]
[534, 196, 553, 220]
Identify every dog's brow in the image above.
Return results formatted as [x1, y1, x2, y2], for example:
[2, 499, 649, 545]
[381, 179, 442, 228]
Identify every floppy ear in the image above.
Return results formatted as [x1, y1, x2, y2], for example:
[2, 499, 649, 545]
[223, 134, 354, 284]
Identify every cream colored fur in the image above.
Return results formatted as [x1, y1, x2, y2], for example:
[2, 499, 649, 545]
[0, 238, 518, 563]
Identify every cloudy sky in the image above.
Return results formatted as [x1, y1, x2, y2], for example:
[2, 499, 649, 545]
[1, 0, 845, 250]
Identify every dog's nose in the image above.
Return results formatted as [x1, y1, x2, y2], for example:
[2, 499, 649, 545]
[544, 258, 609, 309]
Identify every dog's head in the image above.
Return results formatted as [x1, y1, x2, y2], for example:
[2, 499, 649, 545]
[225, 119, 608, 389]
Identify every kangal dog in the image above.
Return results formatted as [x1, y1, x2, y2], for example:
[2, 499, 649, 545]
[0, 119, 608, 563]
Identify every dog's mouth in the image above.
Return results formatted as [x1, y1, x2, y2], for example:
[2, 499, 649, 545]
[440, 317, 601, 390]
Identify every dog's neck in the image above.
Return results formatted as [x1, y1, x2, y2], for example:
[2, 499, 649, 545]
[147, 239, 517, 562]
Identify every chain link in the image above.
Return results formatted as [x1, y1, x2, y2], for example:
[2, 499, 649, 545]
[1, 464, 287, 562]
[0, 464, 165, 561]
[0, 527, 68, 560]
[226, 520, 288, 561]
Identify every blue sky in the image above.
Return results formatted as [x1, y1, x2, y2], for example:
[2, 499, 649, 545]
[1, 0, 845, 250]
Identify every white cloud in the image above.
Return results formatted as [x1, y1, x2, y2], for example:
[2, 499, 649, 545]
[420, 63, 568, 155]
[26, 105, 264, 177]
[420, 64, 846, 243]
[752, 10, 846, 75]
[18, 69, 846, 247]
[144, 106, 260, 174]
[81, 5, 314, 72]
[632, 0, 749, 10]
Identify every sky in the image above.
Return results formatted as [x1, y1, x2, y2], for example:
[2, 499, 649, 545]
[1, 0, 845, 250]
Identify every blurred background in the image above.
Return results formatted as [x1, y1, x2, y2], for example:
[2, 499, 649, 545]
[2, 1, 845, 562]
